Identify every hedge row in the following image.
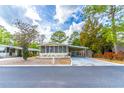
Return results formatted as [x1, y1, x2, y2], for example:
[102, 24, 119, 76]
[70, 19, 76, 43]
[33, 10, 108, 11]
[94, 51, 124, 61]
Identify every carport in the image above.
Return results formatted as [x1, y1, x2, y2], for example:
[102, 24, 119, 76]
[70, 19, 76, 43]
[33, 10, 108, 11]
[68, 45, 88, 57]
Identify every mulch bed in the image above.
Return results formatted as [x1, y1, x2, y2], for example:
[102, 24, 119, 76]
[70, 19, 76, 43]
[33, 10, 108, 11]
[95, 58, 124, 64]
[0, 57, 71, 65]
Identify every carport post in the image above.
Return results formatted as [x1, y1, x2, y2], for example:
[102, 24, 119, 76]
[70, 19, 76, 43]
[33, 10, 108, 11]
[52, 57, 55, 64]
[66, 45, 68, 54]
[45, 45, 46, 53]
[85, 48, 87, 57]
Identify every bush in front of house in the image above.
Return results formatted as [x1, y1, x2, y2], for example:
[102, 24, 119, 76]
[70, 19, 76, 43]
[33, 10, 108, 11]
[103, 52, 114, 60]
[28, 52, 38, 57]
[113, 51, 124, 61]
[94, 53, 103, 58]
[28, 52, 33, 57]
[23, 47, 29, 61]
[94, 51, 124, 61]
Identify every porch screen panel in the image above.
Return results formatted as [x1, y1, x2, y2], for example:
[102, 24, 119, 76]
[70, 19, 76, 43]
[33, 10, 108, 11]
[49, 46, 54, 53]
[41, 46, 45, 53]
[46, 46, 49, 53]
[55, 46, 58, 53]
[59, 46, 63, 53]
[63, 46, 67, 53]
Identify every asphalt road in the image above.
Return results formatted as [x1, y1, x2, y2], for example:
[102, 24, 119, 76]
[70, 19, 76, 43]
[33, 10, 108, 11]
[0, 66, 124, 88]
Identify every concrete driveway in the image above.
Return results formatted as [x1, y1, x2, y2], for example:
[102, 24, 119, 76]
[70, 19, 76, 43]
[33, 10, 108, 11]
[0, 66, 124, 88]
[72, 57, 123, 66]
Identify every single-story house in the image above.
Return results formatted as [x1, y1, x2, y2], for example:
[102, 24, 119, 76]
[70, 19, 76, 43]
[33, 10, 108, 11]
[40, 42, 90, 57]
[115, 45, 124, 52]
[0, 44, 40, 58]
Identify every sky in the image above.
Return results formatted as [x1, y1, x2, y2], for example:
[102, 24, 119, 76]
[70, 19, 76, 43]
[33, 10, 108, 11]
[0, 5, 85, 42]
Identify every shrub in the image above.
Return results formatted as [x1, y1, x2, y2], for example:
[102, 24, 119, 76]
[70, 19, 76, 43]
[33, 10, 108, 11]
[28, 52, 33, 57]
[94, 51, 124, 61]
[94, 54, 103, 58]
[113, 51, 124, 61]
[103, 52, 114, 60]
[23, 47, 29, 61]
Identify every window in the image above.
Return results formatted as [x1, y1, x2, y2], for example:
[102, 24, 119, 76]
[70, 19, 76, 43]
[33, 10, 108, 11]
[49, 46, 53, 53]
[46, 46, 49, 53]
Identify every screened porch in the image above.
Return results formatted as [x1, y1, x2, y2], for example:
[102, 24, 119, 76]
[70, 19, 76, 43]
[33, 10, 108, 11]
[41, 46, 68, 53]
[40, 45, 69, 57]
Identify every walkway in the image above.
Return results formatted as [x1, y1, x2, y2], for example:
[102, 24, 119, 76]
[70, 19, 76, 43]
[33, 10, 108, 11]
[72, 57, 123, 66]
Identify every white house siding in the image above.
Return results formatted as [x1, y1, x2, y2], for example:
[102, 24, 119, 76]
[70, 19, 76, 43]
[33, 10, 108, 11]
[0, 45, 40, 58]
[40, 43, 89, 57]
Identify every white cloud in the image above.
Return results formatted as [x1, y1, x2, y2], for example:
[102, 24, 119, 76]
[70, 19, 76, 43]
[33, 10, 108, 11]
[64, 22, 84, 37]
[37, 22, 84, 43]
[16, 5, 49, 38]
[0, 16, 52, 43]
[54, 5, 80, 24]
[37, 25, 53, 43]
[63, 22, 84, 44]
[25, 6, 41, 24]
[16, 5, 42, 25]
[0, 17, 18, 34]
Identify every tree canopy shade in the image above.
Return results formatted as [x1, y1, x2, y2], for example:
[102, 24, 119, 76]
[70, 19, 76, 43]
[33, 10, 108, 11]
[14, 20, 38, 47]
[83, 5, 107, 17]
[51, 31, 68, 43]
[29, 42, 39, 49]
[80, 5, 124, 54]
[116, 23, 124, 46]
[68, 31, 80, 46]
[80, 16, 104, 54]
[14, 20, 39, 60]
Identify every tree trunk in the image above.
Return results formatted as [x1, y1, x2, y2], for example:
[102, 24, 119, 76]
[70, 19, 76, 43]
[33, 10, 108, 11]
[111, 5, 118, 54]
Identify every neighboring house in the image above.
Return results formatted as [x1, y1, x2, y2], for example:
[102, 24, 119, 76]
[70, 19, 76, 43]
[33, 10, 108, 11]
[0, 44, 40, 58]
[116, 45, 124, 52]
[40, 42, 89, 57]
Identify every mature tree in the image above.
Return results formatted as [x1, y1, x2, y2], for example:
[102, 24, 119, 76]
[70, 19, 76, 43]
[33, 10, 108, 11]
[71, 38, 80, 46]
[29, 42, 39, 49]
[68, 31, 80, 46]
[98, 26, 114, 53]
[51, 31, 68, 43]
[108, 5, 124, 53]
[83, 5, 107, 17]
[117, 23, 124, 46]
[14, 20, 38, 60]
[81, 5, 124, 55]
[80, 17, 103, 54]
[0, 26, 12, 45]
[107, 5, 117, 53]
[0, 26, 5, 44]
[80, 6, 106, 54]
